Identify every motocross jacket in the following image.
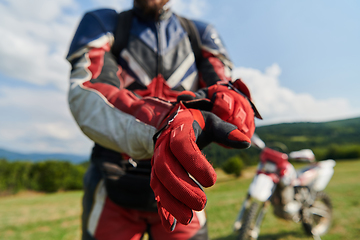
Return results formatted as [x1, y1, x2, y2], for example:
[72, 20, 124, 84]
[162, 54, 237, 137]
[67, 6, 233, 161]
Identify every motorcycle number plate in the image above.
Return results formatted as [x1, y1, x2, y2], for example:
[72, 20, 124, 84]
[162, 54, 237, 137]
[249, 173, 274, 202]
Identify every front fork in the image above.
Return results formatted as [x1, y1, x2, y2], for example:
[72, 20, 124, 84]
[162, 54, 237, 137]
[252, 200, 271, 238]
[233, 194, 251, 231]
[234, 174, 277, 234]
[233, 195, 272, 232]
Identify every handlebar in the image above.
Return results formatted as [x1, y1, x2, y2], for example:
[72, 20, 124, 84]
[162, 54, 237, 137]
[251, 133, 266, 149]
[251, 133, 315, 163]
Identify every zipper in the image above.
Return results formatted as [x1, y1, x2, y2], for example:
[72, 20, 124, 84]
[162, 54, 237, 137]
[156, 22, 162, 76]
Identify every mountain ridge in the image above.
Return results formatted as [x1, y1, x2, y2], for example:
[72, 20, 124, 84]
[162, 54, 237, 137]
[2, 116, 359, 164]
[0, 148, 89, 164]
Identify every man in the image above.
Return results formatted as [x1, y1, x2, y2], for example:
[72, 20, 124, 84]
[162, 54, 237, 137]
[66, 0, 258, 239]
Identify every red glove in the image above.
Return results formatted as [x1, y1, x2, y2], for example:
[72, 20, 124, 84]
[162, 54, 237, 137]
[207, 80, 255, 140]
[150, 102, 251, 231]
[177, 79, 261, 141]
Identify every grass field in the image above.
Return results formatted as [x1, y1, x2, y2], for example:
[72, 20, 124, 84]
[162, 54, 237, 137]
[0, 160, 359, 240]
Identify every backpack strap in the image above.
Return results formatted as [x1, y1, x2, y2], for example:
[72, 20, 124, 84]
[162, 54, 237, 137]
[111, 9, 133, 58]
[176, 15, 203, 68]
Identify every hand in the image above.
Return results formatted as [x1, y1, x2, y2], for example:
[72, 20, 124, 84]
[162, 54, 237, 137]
[150, 102, 251, 231]
[177, 79, 259, 140]
[207, 80, 256, 139]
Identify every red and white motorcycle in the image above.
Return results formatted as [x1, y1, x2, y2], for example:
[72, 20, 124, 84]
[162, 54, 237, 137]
[234, 134, 335, 240]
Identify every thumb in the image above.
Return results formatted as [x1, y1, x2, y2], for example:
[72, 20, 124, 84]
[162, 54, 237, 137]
[202, 111, 251, 149]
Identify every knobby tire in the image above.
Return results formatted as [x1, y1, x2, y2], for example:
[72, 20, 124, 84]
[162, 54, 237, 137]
[237, 202, 261, 240]
[302, 191, 332, 236]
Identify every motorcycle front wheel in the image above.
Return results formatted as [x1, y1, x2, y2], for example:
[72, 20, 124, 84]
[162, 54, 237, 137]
[301, 191, 332, 236]
[237, 202, 265, 240]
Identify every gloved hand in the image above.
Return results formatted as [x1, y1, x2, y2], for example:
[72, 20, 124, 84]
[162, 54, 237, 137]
[150, 102, 251, 231]
[207, 80, 256, 139]
[177, 79, 261, 140]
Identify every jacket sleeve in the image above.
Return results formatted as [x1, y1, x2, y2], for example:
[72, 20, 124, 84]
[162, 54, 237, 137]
[192, 20, 234, 87]
[66, 9, 157, 160]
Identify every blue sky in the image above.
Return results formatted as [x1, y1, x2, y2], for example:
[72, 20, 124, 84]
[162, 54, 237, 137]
[0, 0, 359, 155]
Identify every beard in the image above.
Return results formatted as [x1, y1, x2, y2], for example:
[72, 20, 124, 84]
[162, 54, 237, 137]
[134, 0, 169, 18]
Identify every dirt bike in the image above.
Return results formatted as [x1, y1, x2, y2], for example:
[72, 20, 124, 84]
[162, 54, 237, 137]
[233, 134, 335, 240]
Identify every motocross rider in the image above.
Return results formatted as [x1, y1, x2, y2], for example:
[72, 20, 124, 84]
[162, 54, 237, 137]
[66, 0, 257, 239]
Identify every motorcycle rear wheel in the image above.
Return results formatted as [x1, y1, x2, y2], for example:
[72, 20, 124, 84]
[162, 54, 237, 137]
[301, 191, 332, 236]
[237, 202, 263, 240]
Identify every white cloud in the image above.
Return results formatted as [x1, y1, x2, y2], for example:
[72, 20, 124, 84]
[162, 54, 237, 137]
[233, 64, 360, 125]
[90, 0, 132, 12]
[0, 0, 81, 91]
[172, 0, 209, 19]
[0, 86, 92, 155]
[0, 0, 136, 92]
[2, 0, 76, 21]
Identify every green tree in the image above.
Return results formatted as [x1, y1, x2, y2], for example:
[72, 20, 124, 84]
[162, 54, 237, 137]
[222, 156, 244, 177]
[0, 160, 32, 193]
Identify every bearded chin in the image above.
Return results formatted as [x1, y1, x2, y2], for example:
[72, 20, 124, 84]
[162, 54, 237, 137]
[134, 0, 169, 19]
[143, 7, 160, 19]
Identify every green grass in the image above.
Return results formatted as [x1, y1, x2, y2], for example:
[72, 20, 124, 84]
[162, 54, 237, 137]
[0, 160, 359, 240]
[206, 160, 360, 240]
[0, 191, 82, 240]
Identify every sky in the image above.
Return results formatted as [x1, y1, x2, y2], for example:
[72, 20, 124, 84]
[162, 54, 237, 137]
[0, 0, 359, 156]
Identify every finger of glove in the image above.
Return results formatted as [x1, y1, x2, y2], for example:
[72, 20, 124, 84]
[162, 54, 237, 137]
[212, 90, 248, 123]
[168, 112, 217, 188]
[202, 111, 251, 149]
[151, 173, 193, 225]
[156, 201, 177, 232]
[227, 102, 255, 139]
[211, 91, 255, 138]
[225, 90, 254, 131]
[152, 135, 208, 211]
[211, 91, 234, 121]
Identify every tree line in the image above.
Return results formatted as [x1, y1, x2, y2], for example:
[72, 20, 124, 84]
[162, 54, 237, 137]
[1, 141, 359, 196]
[0, 159, 87, 195]
[1, 117, 359, 195]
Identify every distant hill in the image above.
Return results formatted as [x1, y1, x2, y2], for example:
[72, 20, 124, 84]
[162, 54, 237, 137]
[0, 148, 89, 164]
[1, 117, 359, 165]
[256, 116, 360, 151]
[203, 116, 360, 167]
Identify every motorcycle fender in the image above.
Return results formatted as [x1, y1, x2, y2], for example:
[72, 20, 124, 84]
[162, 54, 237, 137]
[249, 173, 274, 202]
[313, 159, 336, 191]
